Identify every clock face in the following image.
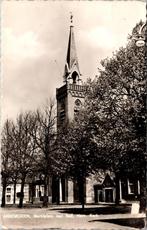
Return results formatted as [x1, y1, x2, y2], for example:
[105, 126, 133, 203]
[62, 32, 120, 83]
[75, 99, 81, 106]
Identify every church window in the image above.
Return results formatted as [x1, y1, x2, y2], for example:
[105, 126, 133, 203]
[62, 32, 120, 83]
[6, 187, 11, 193]
[61, 101, 65, 110]
[127, 179, 135, 194]
[6, 195, 11, 203]
[72, 71, 78, 84]
[24, 186, 28, 192]
[60, 111, 65, 121]
[60, 101, 65, 122]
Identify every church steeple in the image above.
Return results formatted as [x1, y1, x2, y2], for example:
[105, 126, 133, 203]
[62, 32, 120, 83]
[64, 14, 81, 84]
[56, 15, 86, 128]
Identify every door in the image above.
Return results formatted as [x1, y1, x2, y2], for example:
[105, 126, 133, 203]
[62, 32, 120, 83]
[52, 176, 59, 204]
[105, 189, 113, 202]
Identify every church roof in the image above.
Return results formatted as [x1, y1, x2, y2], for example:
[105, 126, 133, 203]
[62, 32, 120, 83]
[94, 173, 115, 189]
[64, 24, 81, 80]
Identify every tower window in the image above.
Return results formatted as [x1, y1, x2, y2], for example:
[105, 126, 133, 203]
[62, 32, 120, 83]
[60, 110, 65, 120]
[59, 100, 66, 122]
[74, 107, 80, 120]
[72, 71, 78, 84]
[74, 99, 82, 120]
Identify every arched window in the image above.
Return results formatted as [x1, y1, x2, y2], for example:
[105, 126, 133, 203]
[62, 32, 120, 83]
[72, 71, 79, 84]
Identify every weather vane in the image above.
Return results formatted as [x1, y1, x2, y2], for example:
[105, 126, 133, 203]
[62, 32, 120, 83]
[70, 12, 73, 25]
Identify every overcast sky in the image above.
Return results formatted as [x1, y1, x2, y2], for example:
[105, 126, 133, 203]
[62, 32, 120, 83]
[1, 0, 146, 123]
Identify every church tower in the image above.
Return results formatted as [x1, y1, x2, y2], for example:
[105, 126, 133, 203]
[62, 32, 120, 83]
[56, 15, 86, 130]
[55, 15, 86, 204]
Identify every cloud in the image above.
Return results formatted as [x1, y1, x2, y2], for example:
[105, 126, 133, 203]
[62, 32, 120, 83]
[2, 28, 45, 60]
[79, 27, 117, 50]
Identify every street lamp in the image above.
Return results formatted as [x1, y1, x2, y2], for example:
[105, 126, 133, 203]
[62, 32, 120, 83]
[135, 23, 146, 47]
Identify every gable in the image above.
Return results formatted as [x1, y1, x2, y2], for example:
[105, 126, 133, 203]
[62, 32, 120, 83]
[103, 174, 115, 188]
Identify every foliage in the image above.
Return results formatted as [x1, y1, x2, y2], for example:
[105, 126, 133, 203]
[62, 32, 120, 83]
[82, 22, 146, 210]
[59, 110, 108, 208]
[84, 22, 146, 178]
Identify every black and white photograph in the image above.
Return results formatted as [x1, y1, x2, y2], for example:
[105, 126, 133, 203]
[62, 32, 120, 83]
[1, 0, 147, 229]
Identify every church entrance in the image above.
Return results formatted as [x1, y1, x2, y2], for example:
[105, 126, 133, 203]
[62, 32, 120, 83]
[60, 177, 68, 203]
[52, 176, 59, 204]
[105, 188, 114, 203]
[73, 179, 86, 204]
[52, 176, 68, 204]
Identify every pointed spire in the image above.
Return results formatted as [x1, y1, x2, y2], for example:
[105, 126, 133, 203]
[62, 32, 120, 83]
[63, 13, 81, 84]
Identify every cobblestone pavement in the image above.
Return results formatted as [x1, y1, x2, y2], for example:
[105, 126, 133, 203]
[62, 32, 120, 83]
[0, 205, 145, 230]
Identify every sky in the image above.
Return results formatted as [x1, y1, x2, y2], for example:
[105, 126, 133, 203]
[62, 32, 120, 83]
[1, 0, 146, 123]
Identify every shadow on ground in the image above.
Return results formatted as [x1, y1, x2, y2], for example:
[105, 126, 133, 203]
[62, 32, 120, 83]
[53, 204, 131, 215]
[89, 218, 145, 229]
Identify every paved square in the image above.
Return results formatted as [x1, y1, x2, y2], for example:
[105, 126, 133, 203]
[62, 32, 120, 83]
[0, 205, 145, 230]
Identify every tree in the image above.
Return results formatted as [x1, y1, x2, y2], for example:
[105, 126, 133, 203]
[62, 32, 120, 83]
[83, 22, 146, 210]
[12, 112, 38, 208]
[59, 110, 106, 209]
[10, 153, 20, 205]
[1, 119, 15, 207]
[32, 100, 61, 207]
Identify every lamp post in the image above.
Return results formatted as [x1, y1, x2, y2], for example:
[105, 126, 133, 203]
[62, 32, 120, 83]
[135, 22, 147, 229]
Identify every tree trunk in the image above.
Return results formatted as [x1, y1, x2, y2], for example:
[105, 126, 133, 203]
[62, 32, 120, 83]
[115, 174, 120, 205]
[1, 178, 7, 207]
[139, 159, 146, 213]
[42, 175, 48, 207]
[31, 184, 34, 204]
[81, 180, 85, 210]
[13, 181, 17, 204]
[78, 175, 85, 210]
[139, 178, 146, 213]
[56, 177, 60, 205]
[18, 175, 26, 208]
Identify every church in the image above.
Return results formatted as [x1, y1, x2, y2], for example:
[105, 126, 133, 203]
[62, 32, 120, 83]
[4, 18, 141, 206]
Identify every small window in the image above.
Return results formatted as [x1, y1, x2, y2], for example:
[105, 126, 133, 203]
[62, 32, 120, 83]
[74, 108, 79, 113]
[6, 187, 11, 193]
[6, 195, 11, 202]
[128, 179, 135, 194]
[24, 186, 28, 192]
[137, 180, 140, 195]
[60, 110, 65, 121]
[61, 101, 65, 110]
[129, 183, 135, 194]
